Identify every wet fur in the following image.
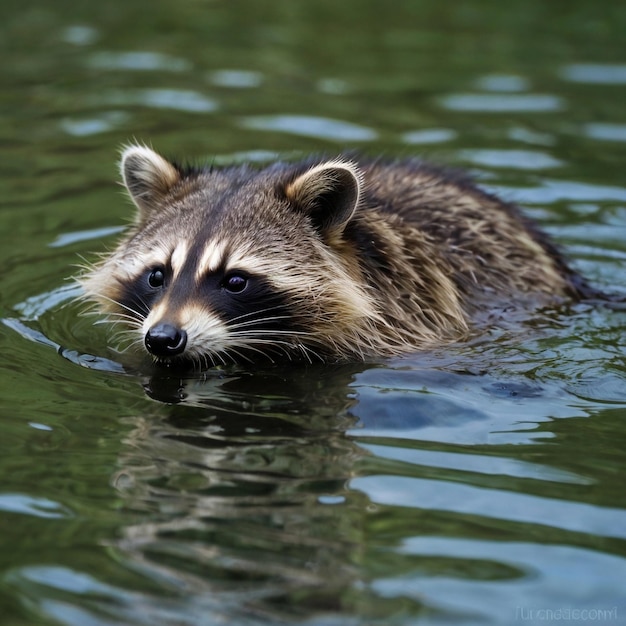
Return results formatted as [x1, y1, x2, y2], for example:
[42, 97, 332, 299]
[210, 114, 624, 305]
[79, 144, 595, 365]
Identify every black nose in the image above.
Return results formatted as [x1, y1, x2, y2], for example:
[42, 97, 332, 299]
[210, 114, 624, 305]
[145, 323, 187, 357]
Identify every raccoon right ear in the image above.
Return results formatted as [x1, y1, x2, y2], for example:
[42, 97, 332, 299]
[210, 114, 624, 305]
[120, 144, 181, 220]
[284, 160, 362, 239]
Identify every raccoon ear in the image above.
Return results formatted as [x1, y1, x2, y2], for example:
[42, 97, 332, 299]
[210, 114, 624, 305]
[285, 160, 362, 238]
[120, 144, 181, 220]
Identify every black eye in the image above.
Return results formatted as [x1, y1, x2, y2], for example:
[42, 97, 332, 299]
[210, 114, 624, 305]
[148, 267, 165, 288]
[223, 273, 248, 294]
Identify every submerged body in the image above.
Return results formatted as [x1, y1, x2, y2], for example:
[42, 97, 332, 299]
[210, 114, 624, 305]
[80, 144, 593, 366]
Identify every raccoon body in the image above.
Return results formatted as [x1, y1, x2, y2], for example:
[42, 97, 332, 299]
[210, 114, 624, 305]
[79, 144, 592, 366]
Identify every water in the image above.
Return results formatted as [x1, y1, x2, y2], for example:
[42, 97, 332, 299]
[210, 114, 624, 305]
[1, 1, 626, 624]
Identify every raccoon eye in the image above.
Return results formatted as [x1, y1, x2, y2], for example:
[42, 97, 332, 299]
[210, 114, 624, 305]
[223, 273, 248, 294]
[148, 267, 165, 288]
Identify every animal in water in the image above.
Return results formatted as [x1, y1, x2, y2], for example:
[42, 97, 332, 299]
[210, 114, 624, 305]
[79, 143, 596, 367]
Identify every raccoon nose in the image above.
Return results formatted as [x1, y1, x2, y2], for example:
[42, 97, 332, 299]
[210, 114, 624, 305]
[145, 323, 187, 357]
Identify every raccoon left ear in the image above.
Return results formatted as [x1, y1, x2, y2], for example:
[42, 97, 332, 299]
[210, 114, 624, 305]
[120, 144, 181, 221]
[285, 160, 362, 238]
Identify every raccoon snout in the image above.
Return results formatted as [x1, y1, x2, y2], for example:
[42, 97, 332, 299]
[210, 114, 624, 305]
[145, 323, 187, 358]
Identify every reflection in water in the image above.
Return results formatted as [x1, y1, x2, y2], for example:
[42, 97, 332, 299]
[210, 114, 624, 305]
[4, 294, 626, 624]
[108, 365, 371, 622]
[80, 357, 618, 624]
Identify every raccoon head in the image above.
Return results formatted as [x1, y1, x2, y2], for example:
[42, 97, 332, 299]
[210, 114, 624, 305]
[80, 144, 380, 366]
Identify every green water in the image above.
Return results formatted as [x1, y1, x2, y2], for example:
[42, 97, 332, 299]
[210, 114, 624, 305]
[1, 1, 626, 624]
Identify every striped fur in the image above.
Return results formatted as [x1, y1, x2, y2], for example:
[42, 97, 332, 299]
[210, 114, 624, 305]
[78, 144, 593, 366]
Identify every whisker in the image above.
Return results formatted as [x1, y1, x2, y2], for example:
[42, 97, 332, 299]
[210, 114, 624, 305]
[202, 352, 215, 371]
[230, 341, 277, 362]
[226, 316, 292, 332]
[224, 305, 294, 331]
[76, 277, 329, 366]
[117, 332, 145, 350]
[226, 347, 256, 364]
[219, 348, 240, 365]
[89, 292, 147, 322]
[101, 311, 144, 326]
[229, 328, 314, 339]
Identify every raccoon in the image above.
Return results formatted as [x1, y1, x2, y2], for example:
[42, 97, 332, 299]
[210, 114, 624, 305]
[79, 143, 593, 366]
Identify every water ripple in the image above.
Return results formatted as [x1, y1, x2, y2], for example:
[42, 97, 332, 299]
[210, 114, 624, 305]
[0, 493, 71, 519]
[11, 285, 79, 321]
[87, 51, 191, 72]
[584, 123, 626, 143]
[317, 78, 351, 95]
[49, 226, 124, 248]
[352, 475, 626, 538]
[507, 126, 555, 146]
[240, 114, 377, 141]
[60, 25, 99, 46]
[401, 128, 457, 144]
[440, 93, 564, 112]
[489, 179, 626, 204]
[2, 317, 126, 373]
[459, 149, 562, 170]
[561, 63, 626, 85]
[105, 88, 218, 113]
[476, 74, 530, 92]
[208, 69, 263, 88]
[376, 539, 626, 621]
[360, 443, 590, 484]
[9, 565, 262, 626]
[60, 112, 129, 137]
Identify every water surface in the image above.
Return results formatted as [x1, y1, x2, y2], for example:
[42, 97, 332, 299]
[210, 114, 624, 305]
[1, 1, 625, 624]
